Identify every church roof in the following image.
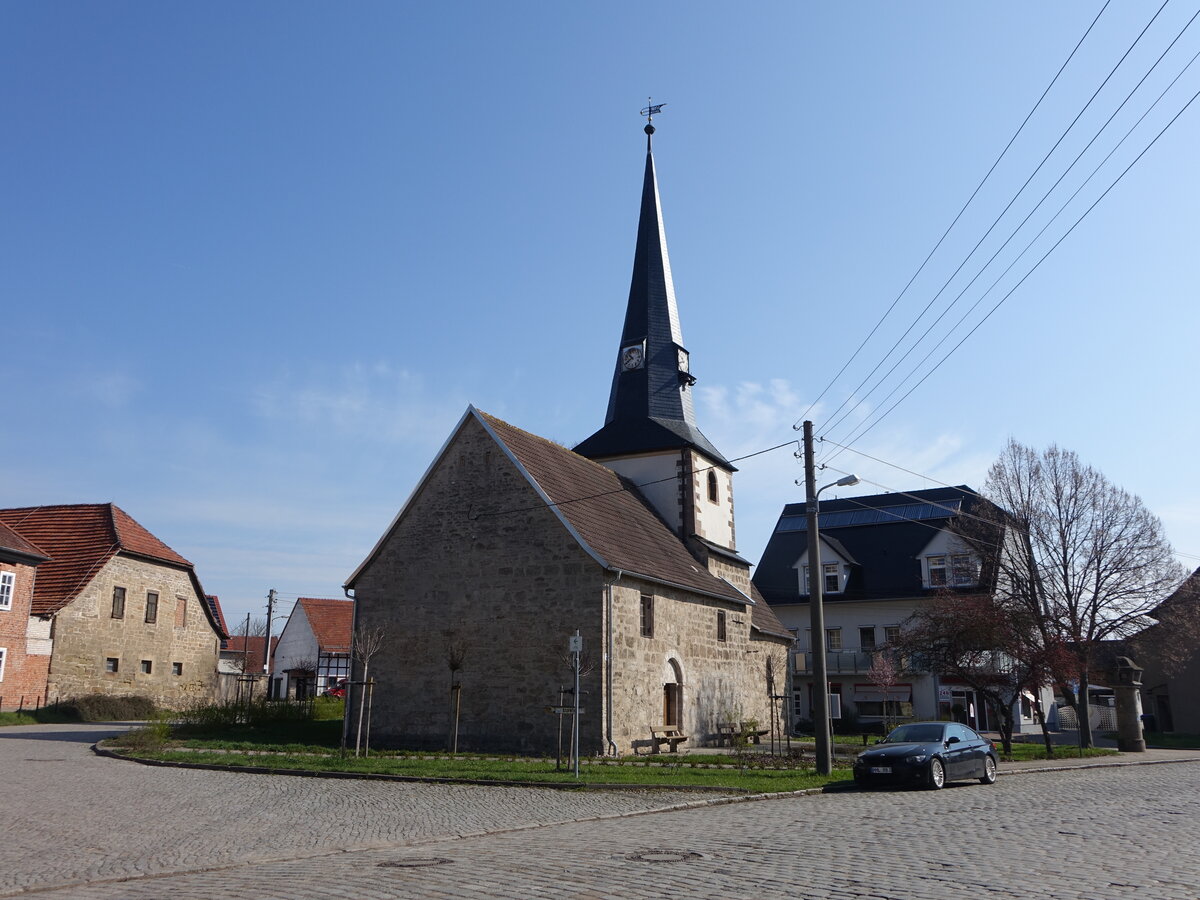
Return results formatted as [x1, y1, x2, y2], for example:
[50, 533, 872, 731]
[573, 124, 731, 469]
[479, 410, 747, 604]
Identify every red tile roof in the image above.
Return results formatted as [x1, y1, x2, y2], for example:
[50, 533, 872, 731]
[297, 597, 354, 653]
[478, 411, 748, 605]
[0, 504, 209, 624]
[0, 521, 49, 562]
[222, 635, 278, 672]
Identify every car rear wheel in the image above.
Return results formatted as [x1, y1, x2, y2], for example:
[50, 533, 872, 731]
[979, 756, 997, 785]
[927, 758, 945, 790]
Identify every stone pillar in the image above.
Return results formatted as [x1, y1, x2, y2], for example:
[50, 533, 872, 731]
[1111, 656, 1146, 753]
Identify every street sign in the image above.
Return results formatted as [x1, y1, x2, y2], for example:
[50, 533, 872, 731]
[569, 634, 583, 653]
[548, 706, 585, 715]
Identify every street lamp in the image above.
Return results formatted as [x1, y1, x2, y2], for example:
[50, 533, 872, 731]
[798, 420, 859, 774]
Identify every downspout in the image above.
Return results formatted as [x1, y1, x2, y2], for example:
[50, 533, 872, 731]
[605, 570, 622, 756]
[341, 586, 358, 752]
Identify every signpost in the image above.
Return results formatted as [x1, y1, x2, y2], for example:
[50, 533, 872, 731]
[570, 631, 582, 778]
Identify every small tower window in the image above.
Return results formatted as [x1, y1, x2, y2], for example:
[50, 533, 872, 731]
[707, 471, 719, 504]
[716, 610, 727, 642]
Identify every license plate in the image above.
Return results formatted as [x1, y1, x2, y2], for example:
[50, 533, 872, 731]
[870, 766, 892, 774]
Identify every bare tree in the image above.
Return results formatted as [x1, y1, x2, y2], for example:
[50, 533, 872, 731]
[446, 634, 468, 754]
[351, 624, 388, 757]
[961, 440, 1185, 748]
[891, 592, 1073, 755]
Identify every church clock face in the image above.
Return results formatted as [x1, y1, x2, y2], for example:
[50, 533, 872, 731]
[621, 344, 645, 371]
[676, 347, 690, 373]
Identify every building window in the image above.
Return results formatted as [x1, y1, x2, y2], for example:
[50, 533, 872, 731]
[175, 596, 187, 627]
[172, 662, 183, 676]
[859, 627, 876, 651]
[0, 647, 6, 681]
[884, 625, 901, 645]
[145, 592, 158, 624]
[140, 660, 152, 675]
[0, 571, 13, 610]
[803, 562, 842, 595]
[111, 586, 126, 619]
[827, 628, 842, 651]
[951, 553, 978, 585]
[707, 471, 719, 503]
[105, 657, 119, 673]
[717, 610, 727, 642]
[640, 595, 654, 638]
[927, 556, 947, 587]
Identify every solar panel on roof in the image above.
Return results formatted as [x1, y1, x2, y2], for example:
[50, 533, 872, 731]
[774, 500, 961, 533]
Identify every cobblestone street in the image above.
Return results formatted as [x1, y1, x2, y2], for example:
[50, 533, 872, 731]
[2, 723, 1198, 899]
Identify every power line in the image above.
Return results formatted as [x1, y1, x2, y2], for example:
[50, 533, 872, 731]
[475, 439, 800, 520]
[818, 5, 1200, 447]
[816, 1, 1173, 439]
[823, 79, 1200, 459]
[792, 1, 1113, 429]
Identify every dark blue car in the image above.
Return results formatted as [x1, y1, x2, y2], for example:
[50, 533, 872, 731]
[853, 721, 998, 790]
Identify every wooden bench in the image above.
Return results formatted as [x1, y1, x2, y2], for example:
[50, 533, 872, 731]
[649, 724, 689, 753]
[716, 721, 770, 746]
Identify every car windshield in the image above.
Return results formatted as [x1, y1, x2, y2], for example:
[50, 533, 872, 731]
[885, 724, 946, 744]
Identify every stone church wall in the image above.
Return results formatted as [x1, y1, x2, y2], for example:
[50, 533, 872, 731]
[47, 556, 219, 707]
[607, 576, 781, 753]
[350, 417, 605, 755]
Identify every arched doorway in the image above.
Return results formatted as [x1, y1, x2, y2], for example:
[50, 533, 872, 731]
[663, 658, 684, 726]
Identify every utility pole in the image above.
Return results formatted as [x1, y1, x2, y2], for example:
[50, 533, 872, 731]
[264, 589, 276, 697]
[803, 421, 833, 775]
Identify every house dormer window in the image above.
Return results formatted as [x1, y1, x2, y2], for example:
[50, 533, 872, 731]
[803, 562, 842, 595]
[707, 471, 719, 503]
[927, 553, 978, 587]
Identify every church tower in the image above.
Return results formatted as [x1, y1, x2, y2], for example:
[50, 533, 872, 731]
[575, 114, 745, 580]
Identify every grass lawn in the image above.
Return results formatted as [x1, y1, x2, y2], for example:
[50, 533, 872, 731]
[0, 708, 83, 727]
[1143, 732, 1200, 750]
[105, 719, 855, 792]
[120, 746, 853, 793]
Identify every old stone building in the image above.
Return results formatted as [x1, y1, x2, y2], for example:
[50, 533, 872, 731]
[345, 120, 791, 754]
[0, 504, 224, 707]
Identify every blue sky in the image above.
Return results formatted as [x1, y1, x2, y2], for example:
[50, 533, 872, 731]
[3, 2, 1198, 629]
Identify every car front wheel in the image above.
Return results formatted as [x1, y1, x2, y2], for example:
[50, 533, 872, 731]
[927, 758, 945, 790]
[979, 756, 997, 785]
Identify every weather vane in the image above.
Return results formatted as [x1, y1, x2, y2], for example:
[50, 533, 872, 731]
[640, 98, 666, 122]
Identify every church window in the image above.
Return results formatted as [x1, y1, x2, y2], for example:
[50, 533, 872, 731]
[716, 610, 727, 642]
[640, 595, 654, 638]
[145, 592, 158, 624]
[111, 586, 126, 619]
[707, 471, 719, 504]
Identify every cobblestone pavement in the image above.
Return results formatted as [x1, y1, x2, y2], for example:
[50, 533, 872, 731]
[3, 723, 1199, 899]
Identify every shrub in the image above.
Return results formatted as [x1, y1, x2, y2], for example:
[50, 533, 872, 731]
[174, 697, 318, 729]
[46, 695, 158, 722]
[110, 717, 171, 751]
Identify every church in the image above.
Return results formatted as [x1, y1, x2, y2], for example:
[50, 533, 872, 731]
[344, 118, 791, 755]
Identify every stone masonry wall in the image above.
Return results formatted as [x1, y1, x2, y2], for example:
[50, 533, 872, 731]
[48, 556, 219, 707]
[351, 417, 605, 755]
[608, 576, 779, 753]
[0, 561, 50, 710]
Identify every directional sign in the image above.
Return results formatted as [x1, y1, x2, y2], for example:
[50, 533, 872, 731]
[548, 706, 585, 715]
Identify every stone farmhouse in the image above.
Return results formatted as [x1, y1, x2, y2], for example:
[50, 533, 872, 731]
[272, 597, 353, 699]
[754, 485, 1053, 735]
[345, 121, 792, 755]
[0, 504, 224, 708]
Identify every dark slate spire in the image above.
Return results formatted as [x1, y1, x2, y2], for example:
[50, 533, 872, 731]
[574, 119, 732, 468]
